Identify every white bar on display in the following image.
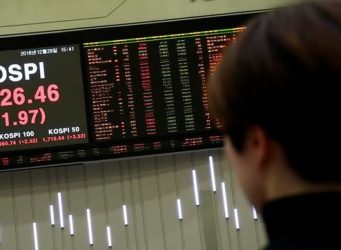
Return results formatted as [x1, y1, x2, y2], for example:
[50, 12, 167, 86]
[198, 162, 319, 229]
[252, 206, 258, 220]
[49, 205, 55, 226]
[123, 205, 128, 226]
[234, 208, 240, 230]
[221, 182, 229, 218]
[177, 199, 183, 220]
[33, 222, 39, 250]
[192, 170, 200, 206]
[209, 156, 217, 192]
[107, 226, 112, 248]
[69, 215, 74, 235]
[86, 209, 94, 245]
[57, 192, 64, 228]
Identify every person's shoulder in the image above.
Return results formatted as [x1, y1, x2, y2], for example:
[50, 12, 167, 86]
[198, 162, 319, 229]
[265, 238, 339, 250]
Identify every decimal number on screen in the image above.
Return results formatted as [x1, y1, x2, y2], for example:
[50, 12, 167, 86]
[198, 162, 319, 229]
[1, 108, 46, 127]
[0, 84, 60, 107]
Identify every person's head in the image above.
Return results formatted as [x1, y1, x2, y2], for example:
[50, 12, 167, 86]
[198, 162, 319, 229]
[209, 0, 341, 209]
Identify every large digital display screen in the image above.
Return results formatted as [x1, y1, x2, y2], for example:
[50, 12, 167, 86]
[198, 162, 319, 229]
[84, 28, 244, 143]
[0, 45, 89, 152]
[0, 13, 255, 171]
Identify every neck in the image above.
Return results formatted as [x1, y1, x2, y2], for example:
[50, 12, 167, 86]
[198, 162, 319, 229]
[264, 161, 341, 204]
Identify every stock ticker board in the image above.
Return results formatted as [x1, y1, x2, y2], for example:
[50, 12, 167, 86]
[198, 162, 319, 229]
[0, 14, 251, 170]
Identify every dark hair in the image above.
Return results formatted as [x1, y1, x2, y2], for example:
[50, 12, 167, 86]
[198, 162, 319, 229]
[209, 0, 341, 182]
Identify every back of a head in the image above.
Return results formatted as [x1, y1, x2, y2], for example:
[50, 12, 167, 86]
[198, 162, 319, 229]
[209, 0, 341, 182]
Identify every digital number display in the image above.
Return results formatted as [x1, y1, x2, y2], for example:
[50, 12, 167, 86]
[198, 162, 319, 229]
[0, 45, 89, 151]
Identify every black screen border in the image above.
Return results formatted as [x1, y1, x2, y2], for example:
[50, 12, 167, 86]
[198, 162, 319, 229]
[0, 11, 261, 171]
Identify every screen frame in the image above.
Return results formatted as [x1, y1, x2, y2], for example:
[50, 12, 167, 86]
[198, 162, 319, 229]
[0, 11, 261, 171]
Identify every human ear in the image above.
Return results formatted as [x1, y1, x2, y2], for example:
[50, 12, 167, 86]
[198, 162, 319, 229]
[244, 126, 272, 171]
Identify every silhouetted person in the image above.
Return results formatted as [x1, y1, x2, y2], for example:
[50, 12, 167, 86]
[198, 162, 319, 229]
[208, 1, 341, 249]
